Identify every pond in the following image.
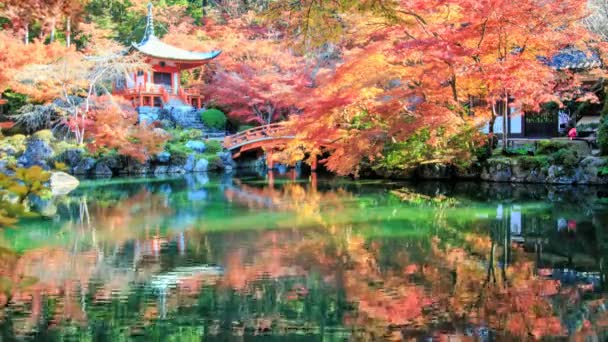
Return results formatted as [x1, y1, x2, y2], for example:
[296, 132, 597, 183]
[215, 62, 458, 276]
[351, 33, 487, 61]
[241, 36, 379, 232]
[1, 172, 608, 340]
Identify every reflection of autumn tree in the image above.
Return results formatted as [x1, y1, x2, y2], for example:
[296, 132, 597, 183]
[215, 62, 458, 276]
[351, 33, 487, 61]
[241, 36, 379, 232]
[0, 186, 179, 337]
[225, 179, 353, 227]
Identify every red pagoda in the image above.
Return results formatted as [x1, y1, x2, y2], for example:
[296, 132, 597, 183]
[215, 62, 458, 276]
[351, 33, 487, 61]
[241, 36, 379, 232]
[113, 3, 220, 110]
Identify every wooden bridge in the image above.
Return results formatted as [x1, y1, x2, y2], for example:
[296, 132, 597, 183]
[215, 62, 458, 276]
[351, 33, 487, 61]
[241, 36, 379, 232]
[223, 123, 320, 170]
[223, 123, 294, 154]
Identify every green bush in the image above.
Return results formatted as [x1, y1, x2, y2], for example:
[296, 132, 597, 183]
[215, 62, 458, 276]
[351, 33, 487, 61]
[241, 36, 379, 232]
[0, 134, 26, 154]
[205, 140, 223, 154]
[166, 142, 190, 164]
[599, 115, 608, 155]
[577, 122, 599, 133]
[536, 139, 590, 157]
[32, 129, 55, 143]
[238, 124, 256, 132]
[200, 109, 227, 130]
[551, 149, 580, 168]
[516, 155, 549, 169]
[52, 140, 83, 156]
[168, 129, 202, 143]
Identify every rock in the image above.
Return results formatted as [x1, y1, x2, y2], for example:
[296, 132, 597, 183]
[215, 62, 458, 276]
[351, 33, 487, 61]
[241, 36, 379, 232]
[17, 138, 53, 169]
[94, 162, 113, 176]
[216, 151, 236, 171]
[50, 171, 79, 196]
[138, 107, 161, 124]
[73, 158, 96, 175]
[576, 156, 608, 184]
[524, 168, 548, 184]
[373, 167, 416, 180]
[99, 154, 123, 170]
[56, 149, 83, 167]
[168, 166, 186, 174]
[183, 154, 197, 172]
[122, 160, 150, 174]
[546, 165, 576, 184]
[156, 151, 171, 163]
[194, 158, 209, 172]
[159, 119, 175, 130]
[454, 165, 481, 179]
[0, 160, 9, 175]
[481, 158, 512, 182]
[417, 163, 452, 180]
[0, 145, 17, 156]
[154, 166, 169, 175]
[186, 140, 207, 153]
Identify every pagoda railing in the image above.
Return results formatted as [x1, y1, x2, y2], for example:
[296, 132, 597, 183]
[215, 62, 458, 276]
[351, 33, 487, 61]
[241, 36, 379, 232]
[160, 87, 169, 103]
[114, 84, 171, 96]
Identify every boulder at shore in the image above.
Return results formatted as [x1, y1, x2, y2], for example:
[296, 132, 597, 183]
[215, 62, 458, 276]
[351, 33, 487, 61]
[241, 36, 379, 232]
[50, 172, 80, 196]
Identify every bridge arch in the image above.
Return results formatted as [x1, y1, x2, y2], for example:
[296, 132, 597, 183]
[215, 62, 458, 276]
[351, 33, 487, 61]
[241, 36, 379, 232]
[223, 123, 322, 170]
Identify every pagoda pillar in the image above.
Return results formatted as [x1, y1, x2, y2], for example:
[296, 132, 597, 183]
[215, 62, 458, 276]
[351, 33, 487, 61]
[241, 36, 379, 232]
[197, 97, 202, 109]
[310, 155, 318, 171]
[266, 151, 274, 169]
[173, 72, 179, 94]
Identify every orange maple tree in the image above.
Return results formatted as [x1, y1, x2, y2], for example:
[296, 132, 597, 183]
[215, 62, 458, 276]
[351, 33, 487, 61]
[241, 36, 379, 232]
[161, 15, 306, 126]
[268, 0, 603, 175]
[68, 96, 169, 163]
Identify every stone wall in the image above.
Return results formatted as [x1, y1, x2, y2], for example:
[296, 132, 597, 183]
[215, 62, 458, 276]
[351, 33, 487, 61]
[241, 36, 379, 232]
[374, 156, 608, 185]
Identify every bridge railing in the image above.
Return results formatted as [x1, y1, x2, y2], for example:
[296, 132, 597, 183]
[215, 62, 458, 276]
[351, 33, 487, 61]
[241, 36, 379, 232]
[224, 122, 290, 150]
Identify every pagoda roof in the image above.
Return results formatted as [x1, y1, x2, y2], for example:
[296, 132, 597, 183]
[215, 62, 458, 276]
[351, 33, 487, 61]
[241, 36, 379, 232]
[132, 35, 221, 63]
[548, 47, 602, 70]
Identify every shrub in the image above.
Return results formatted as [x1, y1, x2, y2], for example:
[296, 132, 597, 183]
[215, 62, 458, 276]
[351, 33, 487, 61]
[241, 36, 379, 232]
[200, 109, 227, 130]
[52, 140, 82, 156]
[517, 155, 549, 169]
[205, 139, 223, 154]
[166, 142, 191, 164]
[33, 129, 55, 143]
[599, 115, 608, 155]
[551, 149, 580, 168]
[238, 124, 256, 132]
[0, 134, 26, 154]
[536, 139, 590, 157]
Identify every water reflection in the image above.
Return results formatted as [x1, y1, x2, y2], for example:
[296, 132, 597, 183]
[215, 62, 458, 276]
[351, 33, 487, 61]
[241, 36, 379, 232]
[0, 173, 608, 340]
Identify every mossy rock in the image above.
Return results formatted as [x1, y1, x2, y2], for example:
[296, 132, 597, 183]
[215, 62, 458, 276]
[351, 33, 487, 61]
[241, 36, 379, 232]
[536, 139, 590, 157]
[0, 134, 27, 155]
[516, 156, 550, 170]
[32, 129, 55, 143]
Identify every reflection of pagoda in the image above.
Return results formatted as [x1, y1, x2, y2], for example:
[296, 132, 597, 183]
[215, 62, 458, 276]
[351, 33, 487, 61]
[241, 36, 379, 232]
[113, 3, 220, 110]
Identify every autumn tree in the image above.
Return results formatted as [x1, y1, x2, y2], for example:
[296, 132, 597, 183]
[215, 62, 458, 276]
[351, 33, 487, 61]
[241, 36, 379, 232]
[268, 0, 600, 174]
[13, 38, 147, 144]
[162, 15, 306, 126]
[77, 96, 169, 163]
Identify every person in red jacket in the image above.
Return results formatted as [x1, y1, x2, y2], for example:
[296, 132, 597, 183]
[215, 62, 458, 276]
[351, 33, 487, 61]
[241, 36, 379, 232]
[568, 127, 577, 140]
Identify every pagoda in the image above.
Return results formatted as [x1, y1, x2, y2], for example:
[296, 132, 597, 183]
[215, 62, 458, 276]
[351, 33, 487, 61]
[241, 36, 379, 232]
[113, 3, 220, 110]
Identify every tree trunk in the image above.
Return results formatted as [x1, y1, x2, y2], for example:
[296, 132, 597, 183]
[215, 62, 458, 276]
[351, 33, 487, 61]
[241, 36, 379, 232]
[50, 17, 56, 43]
[501, 92, 509, 153]
[66, 17, 71, 48]
[24, 23, 29, 45]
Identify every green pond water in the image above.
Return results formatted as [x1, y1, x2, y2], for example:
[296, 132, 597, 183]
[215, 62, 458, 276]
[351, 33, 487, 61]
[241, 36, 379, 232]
[2, 172, 608, 340]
